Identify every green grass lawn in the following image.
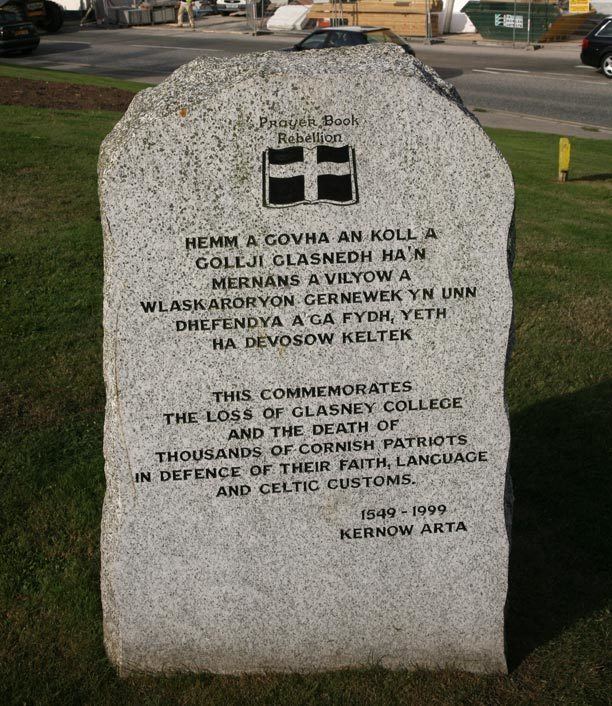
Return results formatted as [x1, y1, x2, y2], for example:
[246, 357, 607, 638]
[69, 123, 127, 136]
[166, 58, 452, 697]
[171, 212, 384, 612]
[0, 62, 148, 91]
[0, 96, 610, 705]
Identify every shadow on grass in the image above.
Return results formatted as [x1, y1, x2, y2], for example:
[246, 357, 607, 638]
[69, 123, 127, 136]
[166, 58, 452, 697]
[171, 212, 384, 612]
[571, 173, 612, 182]
[506, 380, 612, 669]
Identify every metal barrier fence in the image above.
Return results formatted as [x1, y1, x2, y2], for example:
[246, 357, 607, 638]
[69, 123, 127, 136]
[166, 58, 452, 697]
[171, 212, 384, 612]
[460, 0, 597, 45]
[246, 0, 275, 32]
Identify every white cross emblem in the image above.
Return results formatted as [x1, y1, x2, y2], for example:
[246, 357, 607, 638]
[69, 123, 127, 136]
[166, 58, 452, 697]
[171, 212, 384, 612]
[262, 145, 359, 208]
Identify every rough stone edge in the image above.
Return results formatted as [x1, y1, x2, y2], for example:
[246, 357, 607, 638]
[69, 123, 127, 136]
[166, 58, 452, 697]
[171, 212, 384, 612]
[502, 207, 516, 672]
[98, 44, 516, 676]
[98, 45, 479, 172]
[99, 206, 127, 675]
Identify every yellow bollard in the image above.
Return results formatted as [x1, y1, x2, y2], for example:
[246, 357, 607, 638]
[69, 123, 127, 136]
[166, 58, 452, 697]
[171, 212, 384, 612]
[558, 137, 571, 183]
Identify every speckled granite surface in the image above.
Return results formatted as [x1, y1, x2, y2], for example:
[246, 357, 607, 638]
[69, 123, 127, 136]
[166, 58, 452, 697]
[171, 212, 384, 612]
[99, 45, 514, 675]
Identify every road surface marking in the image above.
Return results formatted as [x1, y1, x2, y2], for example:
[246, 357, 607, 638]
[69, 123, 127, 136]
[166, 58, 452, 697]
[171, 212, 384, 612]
[40, 37, 224, 52]
[533, 70, 596, 78]
[470, 106, 612, 134]
[38, 40, 91, 46]
[0, 58, 93, 69]
[483, 66, 594, 79]
[523, 73, 603, 85]
[485, 67, 529, 73]
[126, 43, 224, 51]
[43, 62, 95, 70]
[473, 68, 603, 85]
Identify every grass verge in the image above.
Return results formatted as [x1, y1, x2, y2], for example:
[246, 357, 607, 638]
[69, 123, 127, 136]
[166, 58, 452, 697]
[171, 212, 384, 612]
[0, 104, 610, 706]
[0, 62, 149, 92]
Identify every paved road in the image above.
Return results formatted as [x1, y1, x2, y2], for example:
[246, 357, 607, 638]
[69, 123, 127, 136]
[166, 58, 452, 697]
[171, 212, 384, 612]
[3, 24, 611, 132]
[416, 42, 612, 129]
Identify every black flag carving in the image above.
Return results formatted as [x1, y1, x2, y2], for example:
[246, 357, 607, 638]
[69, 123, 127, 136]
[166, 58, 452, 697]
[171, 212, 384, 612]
[262, 145, 359, 208]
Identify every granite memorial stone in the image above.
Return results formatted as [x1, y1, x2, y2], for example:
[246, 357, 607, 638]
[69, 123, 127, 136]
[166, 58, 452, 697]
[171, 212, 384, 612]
[99, 45, 514, 675]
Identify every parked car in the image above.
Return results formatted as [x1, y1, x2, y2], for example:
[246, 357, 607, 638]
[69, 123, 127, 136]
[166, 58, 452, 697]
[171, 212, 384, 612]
[215, 0, 268, 15]
[580, 15, 612, 78]
[24, 0, 63, 32]
[285, 26, 415, 56]
[2, 0, 63, 33]
[215, 0, 245, 15]
[0, 1, 39, 55]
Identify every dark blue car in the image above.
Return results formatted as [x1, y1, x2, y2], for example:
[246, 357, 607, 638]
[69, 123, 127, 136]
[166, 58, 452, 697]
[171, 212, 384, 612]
[0, 1, 39, 55]
[286, 27, 415, 56]
[580, 16, 612, 79]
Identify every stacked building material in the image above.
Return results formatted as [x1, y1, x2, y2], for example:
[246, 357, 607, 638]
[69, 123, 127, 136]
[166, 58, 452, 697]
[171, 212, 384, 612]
[308, 0, 443, 37]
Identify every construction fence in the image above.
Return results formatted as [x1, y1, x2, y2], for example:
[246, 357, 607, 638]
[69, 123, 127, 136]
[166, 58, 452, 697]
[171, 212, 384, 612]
[251, 0, 600, 40]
